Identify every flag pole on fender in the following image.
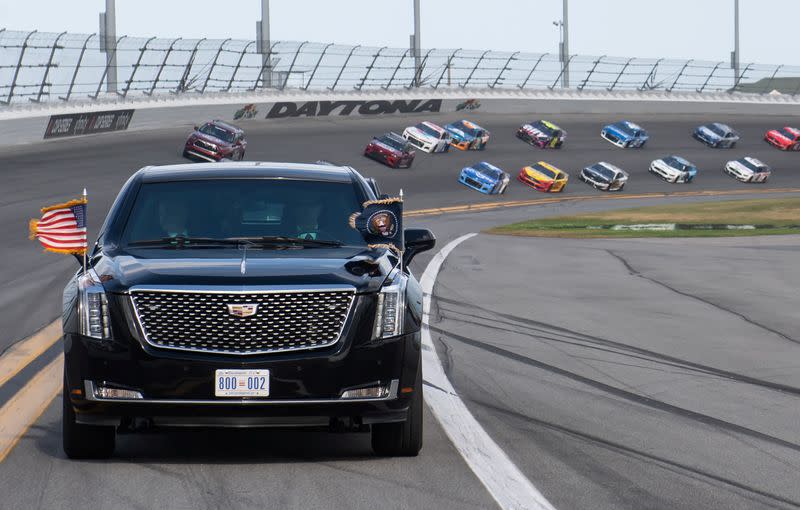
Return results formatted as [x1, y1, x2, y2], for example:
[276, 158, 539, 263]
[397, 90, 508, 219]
[82, 188, 88, 274]
[28, 190, 89, 269]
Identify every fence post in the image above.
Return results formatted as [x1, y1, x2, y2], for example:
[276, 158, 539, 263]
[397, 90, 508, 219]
[356, 46, 387, 90]
[60, 33, 95, 101]
[2, 30, 37, 104]
[146, 38, 180, 96]
[696, 62, 723, 93]
[490, 51, 518, 88]
[732, 63, 752, 92]
[252, 41, 279, 90]
[281, 41, 307, 90]
[463, 50, 490, 88]
[762, 65, 782, 94]
[607, 57, 633, 91]
[200, 38, 229, 93]
[121, 36, 156, 97]
[304, 42, 333, 90]
[549, 54, 575, 89]
[639, 58, 663, 91]
[665, 59, 691, 92]
[435, 49, 460, 88]
[384, 49, 409, 90]
[91, 35, 127, 99]
[174, 38, 205, 93]
[518, 53, 548, 89]
[578, 55, 605, 91]
[30, 31, 67, 103]
[330, 45, 360, 91]
[227, 41, 255, 91]
[412, 48, 434, 87]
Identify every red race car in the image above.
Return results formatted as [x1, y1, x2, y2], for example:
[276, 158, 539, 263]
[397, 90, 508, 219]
[183, 120, 247, 162]
[764, 126, 800, 151]
[363, 132, 416, 168]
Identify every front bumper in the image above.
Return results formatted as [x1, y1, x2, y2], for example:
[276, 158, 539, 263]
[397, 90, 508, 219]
[184, 143, 225, 162]
[517, 173, 553, 192]
[64, 329, 420, 428]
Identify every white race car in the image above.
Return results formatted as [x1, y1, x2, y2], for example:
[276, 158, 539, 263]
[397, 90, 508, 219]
[649, 155, 698, 183]
[402, 121, 451, 153]
[724, 157, 771, 183]
[579, 161, 629, 191]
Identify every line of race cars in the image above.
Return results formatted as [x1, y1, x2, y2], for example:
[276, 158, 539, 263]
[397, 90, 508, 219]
[181, 118, 792, 195]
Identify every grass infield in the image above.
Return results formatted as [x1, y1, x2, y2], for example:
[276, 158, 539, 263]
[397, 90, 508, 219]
[488, 198, 800, 238]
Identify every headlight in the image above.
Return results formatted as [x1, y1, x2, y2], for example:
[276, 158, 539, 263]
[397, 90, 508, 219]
[373, 271, 406, 340]
[78, 269, 111, 340]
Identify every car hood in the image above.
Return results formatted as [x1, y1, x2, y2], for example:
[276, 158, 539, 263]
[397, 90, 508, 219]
[584, 168, 612, 182]
[464, 167, 501, 183]
[406, 127, 437, 142]
[698, 126, 720, 139]
[95, 247, 395, 294]
[372, 140, 404, 154]
[192, 131, 233, 147]
[521, 125, 550, 139]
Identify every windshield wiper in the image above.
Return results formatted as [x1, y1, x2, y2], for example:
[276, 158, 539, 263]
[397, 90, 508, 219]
[128, 236, 254, 248]
[232, 236, 344, 248]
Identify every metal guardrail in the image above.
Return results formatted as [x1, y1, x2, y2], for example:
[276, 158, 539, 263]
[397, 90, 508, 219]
[2, 29, 800, 105]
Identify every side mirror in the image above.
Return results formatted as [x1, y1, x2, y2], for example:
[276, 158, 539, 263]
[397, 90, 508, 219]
[193, 125, 199, 131]
[403, 228, 436, 266]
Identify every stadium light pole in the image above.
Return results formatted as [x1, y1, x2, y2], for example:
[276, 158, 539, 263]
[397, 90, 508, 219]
[733, 0, 740, 88]
[553, 20, 566, 88]
[99, 0, 117, 94]
[563, 0, 569, 88]
[412, 0, 421, 86]
[258, 0, 272, 88]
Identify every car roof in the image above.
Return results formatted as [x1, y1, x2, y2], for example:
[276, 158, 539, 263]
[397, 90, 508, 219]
[595, 161, 621, 172]
[379, 132, 406, 143]
[472, 161, 501, 171]
[420, 121, 444, 132]
[532, 161, 563, 174]
[205, 119, 244, 133]
[136, 161, 356, 183]
[667, 155, 691, 165]
[742, 156, 766, 167]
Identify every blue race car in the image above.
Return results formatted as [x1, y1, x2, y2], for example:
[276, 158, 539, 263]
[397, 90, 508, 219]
[693, 123, 739, 148]
[458, 161, 510, 194]
[601, 121, 648, 148]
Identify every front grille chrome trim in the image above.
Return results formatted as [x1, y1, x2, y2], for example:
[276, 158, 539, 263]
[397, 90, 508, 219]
[129, 285, 356, 356]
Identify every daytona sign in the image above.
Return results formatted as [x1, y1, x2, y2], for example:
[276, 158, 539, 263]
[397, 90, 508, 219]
[266, 99, 441, 118]
[44, 109, 135, 139]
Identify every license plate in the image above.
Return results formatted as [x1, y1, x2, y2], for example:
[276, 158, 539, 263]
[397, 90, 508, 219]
[215, 369, 270, 397]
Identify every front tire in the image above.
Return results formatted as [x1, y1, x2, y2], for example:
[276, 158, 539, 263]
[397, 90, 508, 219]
[62, 373, 115, 459]
[372, 365, 422, 457]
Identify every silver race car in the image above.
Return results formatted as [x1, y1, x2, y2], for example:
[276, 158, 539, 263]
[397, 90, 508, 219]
[649, 155, 698, 183]
[579, 161, 629, 191]
[724, 157, 771, 183]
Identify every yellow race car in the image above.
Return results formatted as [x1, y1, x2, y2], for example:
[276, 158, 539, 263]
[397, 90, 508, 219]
[517, 161, 569, 192]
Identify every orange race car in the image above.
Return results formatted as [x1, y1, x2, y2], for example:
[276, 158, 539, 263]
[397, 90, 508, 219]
[517, 161, 569, 192]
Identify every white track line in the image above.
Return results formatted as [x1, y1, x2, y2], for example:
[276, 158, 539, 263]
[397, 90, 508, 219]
[420, 233, 556, 510]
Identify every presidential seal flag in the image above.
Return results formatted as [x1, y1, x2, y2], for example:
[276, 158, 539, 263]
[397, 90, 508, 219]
[29, 194, 88, 255]
[349, 196, 404, 254]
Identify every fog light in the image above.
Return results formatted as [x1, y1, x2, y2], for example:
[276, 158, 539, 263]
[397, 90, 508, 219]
[95, 386, 143, 400]
[340, 385, 390, 399]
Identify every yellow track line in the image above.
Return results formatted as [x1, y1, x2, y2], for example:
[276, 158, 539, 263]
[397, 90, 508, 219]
[0, 356, 63, 463]
[406, 187, 800, 217]
[0, 320, 60, 389]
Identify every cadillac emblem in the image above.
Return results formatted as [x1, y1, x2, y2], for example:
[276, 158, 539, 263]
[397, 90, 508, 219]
[227, 303, 258, 317]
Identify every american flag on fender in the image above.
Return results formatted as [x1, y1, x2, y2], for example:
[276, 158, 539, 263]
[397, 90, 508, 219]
[29, 196, 88, 255]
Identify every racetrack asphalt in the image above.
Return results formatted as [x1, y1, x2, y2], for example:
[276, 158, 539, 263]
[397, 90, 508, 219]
[1, 112, 800, 509]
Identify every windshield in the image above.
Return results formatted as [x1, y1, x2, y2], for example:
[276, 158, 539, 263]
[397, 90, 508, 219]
[451, 121, 481, 137]
[664, 156, 692, 171]
[122, 180, 367, 247]
[779, 128, 798, 140]
[199, 123, 235, 143]
[532, 164, 557, 179]
[707, 124, 727, 137]
[416, 123, 441, 138]
[740, 159, 767, 172]
[475, 163, 503, 179]
[377, 135, 408, 151]
[531, 121, 555, 135]
[615, 122, 642, 136]
[590, 164, 616, 179]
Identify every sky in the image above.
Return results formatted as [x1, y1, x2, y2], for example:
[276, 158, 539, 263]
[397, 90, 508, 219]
[0, 0, 797, 65]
